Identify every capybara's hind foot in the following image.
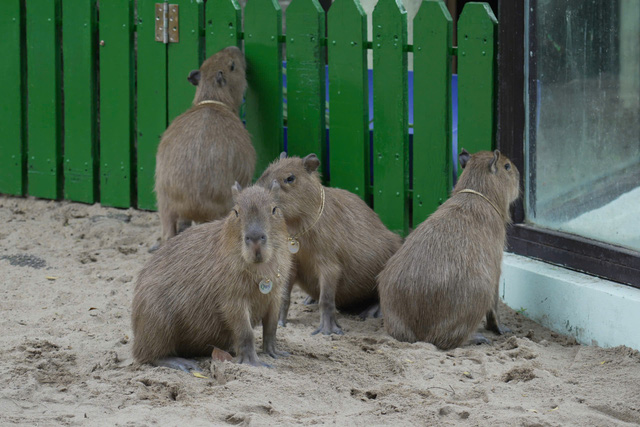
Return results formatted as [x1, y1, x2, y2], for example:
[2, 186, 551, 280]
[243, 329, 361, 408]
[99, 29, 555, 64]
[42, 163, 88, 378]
[359, 303, 382, 320]
[467, 333, 491, 346]
[148, 241, 162, 253]
[303, 296, 317, 305]
[153, 357, 203, 373]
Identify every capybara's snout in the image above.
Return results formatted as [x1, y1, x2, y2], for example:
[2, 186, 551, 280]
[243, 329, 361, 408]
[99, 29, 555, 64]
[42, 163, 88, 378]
[244, 227, 267, 263]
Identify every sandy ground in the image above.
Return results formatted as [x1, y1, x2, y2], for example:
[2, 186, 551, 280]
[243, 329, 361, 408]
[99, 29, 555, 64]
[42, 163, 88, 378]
[1, 196, 639, 426]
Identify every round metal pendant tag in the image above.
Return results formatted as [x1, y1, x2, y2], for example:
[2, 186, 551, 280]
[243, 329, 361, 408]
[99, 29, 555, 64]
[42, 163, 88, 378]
[259, 279, 273, 294]
[288, 238, 300, 254]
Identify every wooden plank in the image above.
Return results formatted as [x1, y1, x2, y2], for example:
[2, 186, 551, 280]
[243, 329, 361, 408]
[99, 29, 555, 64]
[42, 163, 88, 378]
[26, 0, 62, 199]
[372, 0, 409, 235]
[327, 0, 368, 199]
[168, 0, 204, 123]
[457, 2, 498, 158]
[0, 0, 26, 196]
[412, 0, 453, 226]
[244, 0, 283, 177]
[285, 0, 326, 174]
[99, 0, 134, 208]
[63, 0, 98, 203]
[136, 0, 168, 210]
[205, 0, 241, 57]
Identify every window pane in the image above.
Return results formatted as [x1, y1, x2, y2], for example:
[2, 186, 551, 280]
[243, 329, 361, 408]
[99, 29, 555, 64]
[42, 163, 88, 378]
[525, 0, 640, 251]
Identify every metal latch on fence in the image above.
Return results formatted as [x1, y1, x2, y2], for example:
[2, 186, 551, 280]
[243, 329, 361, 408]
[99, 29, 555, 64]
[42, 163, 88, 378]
[155, 2, 179, 43]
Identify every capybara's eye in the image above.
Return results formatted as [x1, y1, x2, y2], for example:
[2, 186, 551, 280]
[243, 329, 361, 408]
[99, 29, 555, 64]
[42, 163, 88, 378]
[504, 163, 511, 171]
[272, 206, 278, 215]
[233, 209, 239, 217]
[230, 62, 235, 71]
[284, 174, 295, 184]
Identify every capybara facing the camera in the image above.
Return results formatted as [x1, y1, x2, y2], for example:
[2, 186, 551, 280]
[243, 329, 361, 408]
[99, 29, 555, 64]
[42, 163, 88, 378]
[154, 46, 255, 243]
[256, 153, 403, 335]
[378, 149, 520, 349]
[131, 183, 292, 371]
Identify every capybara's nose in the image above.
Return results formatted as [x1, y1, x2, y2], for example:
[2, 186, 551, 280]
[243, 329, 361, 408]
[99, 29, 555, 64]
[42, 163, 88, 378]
[245, 231, 267, 246]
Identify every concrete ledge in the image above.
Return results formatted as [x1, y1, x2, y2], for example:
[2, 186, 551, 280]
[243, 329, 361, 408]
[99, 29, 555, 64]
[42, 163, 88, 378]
[500, 252, 640, 351]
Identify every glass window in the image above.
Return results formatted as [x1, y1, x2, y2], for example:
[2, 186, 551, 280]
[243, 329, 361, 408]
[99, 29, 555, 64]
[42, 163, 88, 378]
[524, 0, 640, 252]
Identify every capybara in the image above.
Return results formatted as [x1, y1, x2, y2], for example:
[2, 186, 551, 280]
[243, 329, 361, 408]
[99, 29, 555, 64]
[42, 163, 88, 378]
[154, 46, 255, 243]
[378, 149, 520, 349]
[256, 153, 403, 335]
[131, 182, 292, 371]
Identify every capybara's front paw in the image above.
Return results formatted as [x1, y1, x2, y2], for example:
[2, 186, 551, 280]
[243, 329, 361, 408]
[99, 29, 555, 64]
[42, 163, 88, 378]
[237, 353, 272, 368]
[495, 324, 512, 335]
[311, 320, 344, 336]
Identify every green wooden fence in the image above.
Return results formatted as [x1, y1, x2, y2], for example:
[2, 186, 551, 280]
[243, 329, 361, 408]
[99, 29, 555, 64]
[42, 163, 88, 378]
[0, 0, 497, 236]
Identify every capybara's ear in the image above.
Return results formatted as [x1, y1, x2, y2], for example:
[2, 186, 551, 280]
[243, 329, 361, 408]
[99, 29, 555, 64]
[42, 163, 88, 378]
[231, 181, 242, 201]
[490, 150, 500, 174]
[279, 151, 288, 160]
[187, 70, 200, 86]
[269, 179, 281, 194]
[302, 153, 320, 173]
[459, 149, 470, 169]
[216, 70, 226, 87]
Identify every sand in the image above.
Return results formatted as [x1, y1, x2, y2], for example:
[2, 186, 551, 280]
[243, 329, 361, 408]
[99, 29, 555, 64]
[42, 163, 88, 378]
[0, 195, 639, 426]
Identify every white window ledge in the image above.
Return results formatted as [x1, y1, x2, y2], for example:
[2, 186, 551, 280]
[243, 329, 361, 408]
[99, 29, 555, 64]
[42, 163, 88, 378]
[501, 252, 640, 351]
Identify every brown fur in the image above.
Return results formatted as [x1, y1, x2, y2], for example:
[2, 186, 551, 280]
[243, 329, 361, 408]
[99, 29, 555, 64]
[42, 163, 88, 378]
[256, 153, 403, 335]
[378, 149, 520, 349]
[155, 46, 255, 242]
[131, 184, 292, 366]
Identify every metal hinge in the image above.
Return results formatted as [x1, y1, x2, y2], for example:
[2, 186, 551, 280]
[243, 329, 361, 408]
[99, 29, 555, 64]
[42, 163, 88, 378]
[155, 2, 179, 43]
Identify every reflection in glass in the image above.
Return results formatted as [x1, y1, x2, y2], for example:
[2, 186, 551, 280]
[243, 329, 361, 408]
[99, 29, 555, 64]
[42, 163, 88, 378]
[525, 0, 640, 251]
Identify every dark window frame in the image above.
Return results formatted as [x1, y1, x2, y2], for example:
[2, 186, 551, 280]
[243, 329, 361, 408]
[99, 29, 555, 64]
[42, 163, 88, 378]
[497, 0, 640, 289]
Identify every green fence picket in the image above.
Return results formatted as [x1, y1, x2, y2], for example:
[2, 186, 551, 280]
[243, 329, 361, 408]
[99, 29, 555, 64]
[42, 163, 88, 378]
[26, 0, 62, 200]
[372, 0, 409, 235]
[168, 0, 203, 123]
[63, 0, 98, 204]
[412, 0, 452, 226]
[457, 2, 498, 158]
[136, 0, 168, 211]
[244, 0, 283, 177]
[327, 0, 368, 199]
[285, 0, 326, 174]
[205, 0, 241, 57]
[99, 0, 134, 208]
[0, 0, 26, 196]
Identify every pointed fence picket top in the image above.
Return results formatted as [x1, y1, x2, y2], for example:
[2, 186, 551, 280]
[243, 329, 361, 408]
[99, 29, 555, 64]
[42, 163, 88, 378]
[63, 0, 98, 204]
[457, 2, 498, 159]
[372, 0, 409, 235]
[168, 0, 204, 123]
[0, 0, 26, 196]
[99, 0, 134, 208]
[327, 0, 369, 200]
[286, 0, 326, 174]
[137, 0, 168, 210]
[244, 0, 284, 177]
[26, 0, 63, 200]
[205, 0, 241, 58]
[412, 0, 453, 226]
